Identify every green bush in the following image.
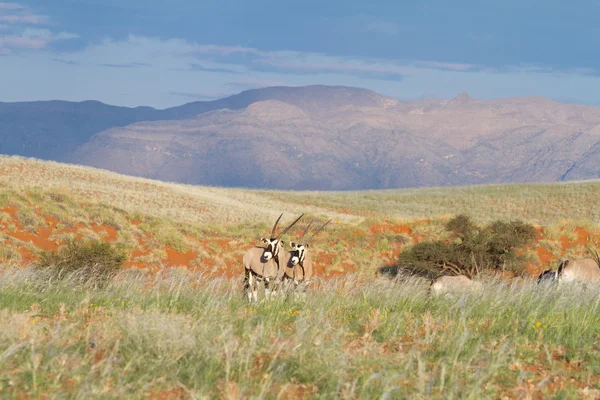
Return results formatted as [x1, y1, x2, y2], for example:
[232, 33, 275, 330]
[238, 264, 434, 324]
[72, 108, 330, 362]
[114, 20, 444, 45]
[36, 239, 127, 285]
[398, 215, 536, 278]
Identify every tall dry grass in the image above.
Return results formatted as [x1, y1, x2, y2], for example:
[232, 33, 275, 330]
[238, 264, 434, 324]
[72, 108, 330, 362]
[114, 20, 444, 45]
[0, 267, 599, 398]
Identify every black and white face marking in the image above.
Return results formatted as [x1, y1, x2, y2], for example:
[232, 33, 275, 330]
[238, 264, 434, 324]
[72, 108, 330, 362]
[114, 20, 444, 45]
[290, 242, 309, 266]
[261, 237, 284, 261]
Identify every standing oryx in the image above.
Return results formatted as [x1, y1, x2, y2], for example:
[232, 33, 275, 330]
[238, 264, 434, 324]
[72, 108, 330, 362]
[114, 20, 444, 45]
[282, 219, 332, 295]
[243, 213, 304, 302]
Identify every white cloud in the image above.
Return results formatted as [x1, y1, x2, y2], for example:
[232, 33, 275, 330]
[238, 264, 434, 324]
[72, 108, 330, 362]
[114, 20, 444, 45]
[226, 78, 290, 89]
[0, 2, 73, 53]
[0, 2, 47, 24]
[5, 34, 600, 108]
[0, 28, 78, 54]
[0, 2, 24, 10]
[0, 14, 47, 24]
[182, 43, 409, 80]
[415, 61, 479, 72]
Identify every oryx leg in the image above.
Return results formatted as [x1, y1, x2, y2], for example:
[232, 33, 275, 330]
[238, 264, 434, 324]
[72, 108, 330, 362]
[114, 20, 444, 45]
[243, 268, 252, 302]
[272, 277, 285, 299]
[264, 278, 272, 301]
[246, 271, 259, 303]
[294, 280, 309, 301]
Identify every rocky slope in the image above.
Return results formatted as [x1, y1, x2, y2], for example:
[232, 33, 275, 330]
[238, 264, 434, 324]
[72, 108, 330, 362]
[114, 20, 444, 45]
[3, 85, 600, 189]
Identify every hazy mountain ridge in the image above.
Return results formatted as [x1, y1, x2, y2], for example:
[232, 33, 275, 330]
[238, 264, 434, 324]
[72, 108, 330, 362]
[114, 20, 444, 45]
[3, 85, 600, 189]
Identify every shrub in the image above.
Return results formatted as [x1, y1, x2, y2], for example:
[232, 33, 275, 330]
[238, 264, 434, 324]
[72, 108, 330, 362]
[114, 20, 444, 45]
[36, 239, 127, 285]
[445, 213, 477, 238]
[398, 215, 536, 278]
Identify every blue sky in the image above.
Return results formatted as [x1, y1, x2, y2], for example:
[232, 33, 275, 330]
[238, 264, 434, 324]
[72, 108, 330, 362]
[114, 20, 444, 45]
[2, 0, 600, 108]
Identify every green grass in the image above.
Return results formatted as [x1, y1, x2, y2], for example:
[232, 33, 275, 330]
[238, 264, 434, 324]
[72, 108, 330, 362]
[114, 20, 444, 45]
[0, 268, 599, 399]
[259, 182, 600, 225]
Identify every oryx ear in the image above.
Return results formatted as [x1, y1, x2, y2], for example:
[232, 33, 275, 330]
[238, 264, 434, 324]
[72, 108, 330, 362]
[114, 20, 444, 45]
[261, 237, 268, 244]
[290, 242, 295, 248]
[279, 240, 285, 247]
[305, 243, 310, 248]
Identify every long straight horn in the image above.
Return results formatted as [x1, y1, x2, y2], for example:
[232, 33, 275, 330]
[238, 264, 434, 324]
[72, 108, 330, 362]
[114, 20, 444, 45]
[299, 221, 314, 241]
[307, 219, 332, 243]
[276, 213, 304, 240]
[588, 246, 600, 268]
[271, 213, 283, 238]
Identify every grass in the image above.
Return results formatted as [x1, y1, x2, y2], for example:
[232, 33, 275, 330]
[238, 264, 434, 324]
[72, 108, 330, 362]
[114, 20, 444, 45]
[3, 155, 600, 226]
[2, 156, 600, 397]
[0, 267, 599, 398]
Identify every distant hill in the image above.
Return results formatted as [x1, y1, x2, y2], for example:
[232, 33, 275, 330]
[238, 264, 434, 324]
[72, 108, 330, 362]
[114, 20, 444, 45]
[2, 85, 600, 189]
[0, 85, 385, 163]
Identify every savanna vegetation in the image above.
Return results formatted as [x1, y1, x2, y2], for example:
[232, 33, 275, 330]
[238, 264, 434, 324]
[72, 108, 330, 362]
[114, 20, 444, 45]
[1, 155, 600, 398]
[397, 215, 537, 278]
[1, 268, 600, 399]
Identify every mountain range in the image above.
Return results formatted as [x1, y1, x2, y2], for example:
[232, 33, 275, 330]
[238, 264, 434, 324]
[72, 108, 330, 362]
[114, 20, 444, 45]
[2, 85, 600, 190]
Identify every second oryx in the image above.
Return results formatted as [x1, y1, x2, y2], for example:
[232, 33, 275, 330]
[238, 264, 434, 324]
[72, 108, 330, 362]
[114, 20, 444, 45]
[243, 213, 304, 302]
[281, 219, 332, 296]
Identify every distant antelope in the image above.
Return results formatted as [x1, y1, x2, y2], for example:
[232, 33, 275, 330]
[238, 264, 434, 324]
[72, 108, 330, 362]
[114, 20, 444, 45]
[537, 249, 600, 286]
[429, 275, 483, 296]
[556, 257, 600, 284]
[243, 213, 304, 302]
[282, 219, 332, 295]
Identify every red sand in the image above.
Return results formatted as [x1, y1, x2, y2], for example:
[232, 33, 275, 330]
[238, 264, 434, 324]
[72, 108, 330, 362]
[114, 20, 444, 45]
[1, 205, 597, 279]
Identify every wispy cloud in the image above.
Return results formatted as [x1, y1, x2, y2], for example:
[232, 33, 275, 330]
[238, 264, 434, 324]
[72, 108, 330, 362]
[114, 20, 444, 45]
[182, 42, 490, 78]
[53, 58, 79, 65]
[0, 2, 76, 54]
[414, 61, 479, 72]
[254, 53, 407, 80]
[0, 2, 47, 24]
[183, 44, 407, 80]
[0, 28, 78, 54]
[189, 63, 242, 74]
[226, 78, 289, 90]
[0, 2, 24, 10]
[169, 91, 232, 101]
[0, 14, 47, 24]
[97, 61, 151, 69]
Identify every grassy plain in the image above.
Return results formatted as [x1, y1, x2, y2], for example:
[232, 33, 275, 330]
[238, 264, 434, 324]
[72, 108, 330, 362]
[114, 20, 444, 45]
[1, 269, 600, 399]
[1, 155, 600, 398]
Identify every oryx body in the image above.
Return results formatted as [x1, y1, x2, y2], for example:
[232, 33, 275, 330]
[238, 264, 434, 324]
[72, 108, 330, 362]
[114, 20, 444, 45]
[536, 255, 600, 287]
[557, 258, 600, 284]
[243, 213, 303, 302]
[243, 244, 285, 302]
[282, 247, 313, 295]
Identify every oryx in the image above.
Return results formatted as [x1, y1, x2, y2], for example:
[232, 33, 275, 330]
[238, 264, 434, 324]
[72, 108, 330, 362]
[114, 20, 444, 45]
[243, 213, 304, 302]
[282, 219, 332, 295]
[537, 249, 600, 286]
[556, 257, 600, 284]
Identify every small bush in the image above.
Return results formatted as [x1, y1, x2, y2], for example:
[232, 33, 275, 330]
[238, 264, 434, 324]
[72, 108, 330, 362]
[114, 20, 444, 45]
[398, 215, 536, 278]
[36, 239, 127, 285]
